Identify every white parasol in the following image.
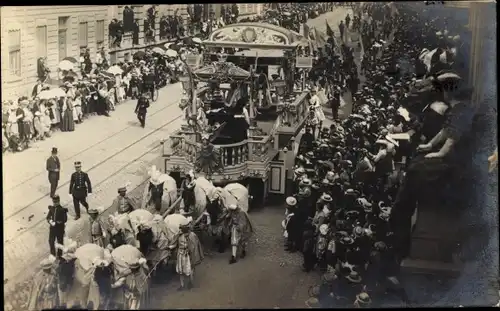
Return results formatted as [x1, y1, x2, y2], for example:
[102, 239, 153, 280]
[152, 47, 165, 54]
[107, 65, 123, 75]
[166, 49, 178, 58]
[58, 60, 75, 71]
[50, 88, 68, 98]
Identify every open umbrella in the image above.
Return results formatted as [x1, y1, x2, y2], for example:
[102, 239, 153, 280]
[58, 60, 75, 71]
[133, 50, 146, 59]
[41, 88, 67, 99]
[107, 65, 123, 75]
[63, 70, 79, 78]
[63, 57, 78, 64]
[166, 49, 178, 58]
[151, 47, 165, 54]
[183, 37, 194, 45]
[37, 90, 56, 100]
[168, 44, 181, 52]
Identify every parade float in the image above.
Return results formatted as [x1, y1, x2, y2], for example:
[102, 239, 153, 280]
[161, 23, 313, 209]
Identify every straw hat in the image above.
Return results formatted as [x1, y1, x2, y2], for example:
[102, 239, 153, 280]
[286, 196, 297, 207]
[40, 255, 57, 270]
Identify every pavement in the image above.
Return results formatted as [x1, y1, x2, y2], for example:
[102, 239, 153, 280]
[3, 82, 185, 289]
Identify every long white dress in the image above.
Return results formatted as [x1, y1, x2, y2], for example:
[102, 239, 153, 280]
[310, 94, 325, 123]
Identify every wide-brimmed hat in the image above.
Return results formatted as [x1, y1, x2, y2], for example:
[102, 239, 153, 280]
[355, 292, 372, 306]
[41, 255, 57, 270]
[88, 207, 101, 215]
[321, 193, 333, 202]
[286, 196, 297, 207]
[294, 167, 306, 175]
[299, 178, 312, 186]
[346, 271, 362, 283]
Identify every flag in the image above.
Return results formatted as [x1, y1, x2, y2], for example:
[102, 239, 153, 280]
[325, 21, 335, 38]
[314, 28, 327, 49]
[303, 23, 310, 39]
[309, 27, 316, 41]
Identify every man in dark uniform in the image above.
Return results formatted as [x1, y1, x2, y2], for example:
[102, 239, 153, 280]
[46, 147, 60, 198]
[142, 68, 156, 100]
[135, 93, 150, 128]
[46, 195, 68, 257]
[69, 161, 92, 220]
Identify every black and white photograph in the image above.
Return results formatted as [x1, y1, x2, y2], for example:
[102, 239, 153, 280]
[1, 2, 498, 310]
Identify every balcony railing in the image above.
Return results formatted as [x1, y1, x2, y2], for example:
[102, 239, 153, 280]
[248, 135, 274, 162]
[214, 140, 248, 167]
[168, 134, 199, 163]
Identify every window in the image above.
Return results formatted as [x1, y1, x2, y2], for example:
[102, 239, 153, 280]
[8, 29, 21, 77]
[96, 20, 105, 49]
[78, 22, 88, 48]
[36, 26, 48, 59]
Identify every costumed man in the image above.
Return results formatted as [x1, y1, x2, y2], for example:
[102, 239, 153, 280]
[89, 207, 107, 247]
[47, 195, 68, 257]
[180, 170, 196, 214]
[69, 161, 92, 220]
[112, 183, 135, 214]
[135, 93, 150, 128]
[226, 204, 254, 264]
[46, 147, 61, 198]
[28, 255, 59, 311]
[175, 220, 204, 291]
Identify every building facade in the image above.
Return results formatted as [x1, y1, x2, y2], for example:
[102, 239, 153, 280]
[1, 6, 110, 100]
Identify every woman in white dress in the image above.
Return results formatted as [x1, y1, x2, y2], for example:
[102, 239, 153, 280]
[309, 87, 325, 137]
[73, 91, 83, 123]
[39, 101, 52, 137]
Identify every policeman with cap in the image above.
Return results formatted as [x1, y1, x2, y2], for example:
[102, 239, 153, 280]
[46, 195, 68, 257]
[135, 93, 150, 128]
[69, 161, 92, 220]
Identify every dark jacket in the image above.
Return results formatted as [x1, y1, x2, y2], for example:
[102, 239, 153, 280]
[46, 156, 61, 181]
[46, 205, 68, 228]
[69, 171, 92, 195]
[135, 98, 150, 114]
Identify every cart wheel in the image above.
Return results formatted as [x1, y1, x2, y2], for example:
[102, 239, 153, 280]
[152, 88, 159, 102]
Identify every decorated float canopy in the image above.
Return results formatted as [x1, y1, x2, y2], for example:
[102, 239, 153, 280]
[205, 22, 305, 50]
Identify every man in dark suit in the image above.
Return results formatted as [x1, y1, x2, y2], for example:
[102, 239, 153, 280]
[46, 147, 60, 198]
[69, 161, 92, 220]
[46, 195, 68, 257]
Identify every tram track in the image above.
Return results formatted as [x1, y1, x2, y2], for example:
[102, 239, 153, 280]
[3, 112, 183, 241]
[4, 92, 181, 194]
